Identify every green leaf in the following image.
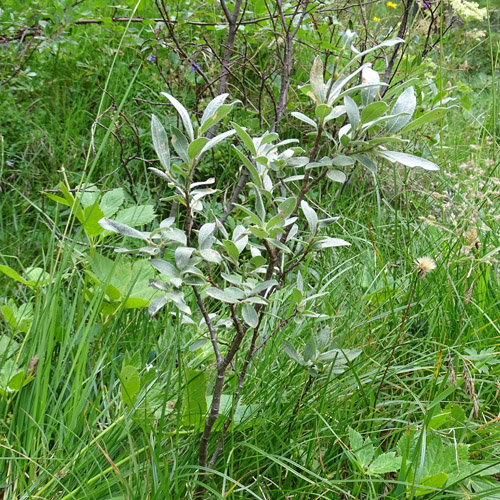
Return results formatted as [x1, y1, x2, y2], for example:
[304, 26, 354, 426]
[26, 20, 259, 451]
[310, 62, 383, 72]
[361, 101, 388, 124]
[291, 112, 317, 129]
[283, 341, 303, 364]
[170, 126, 190, 164]
[242, 304, 259, 328]
[231, 122, 257, 155]
[367, 452, 402, 475]
[353, 154, 377, 174]
[115, 205, 156, 227]
[303, 338, 317, 362]
[402, 107, 448, 132]
[200, 93, 229, 134]
[222, 240, 240, 261]
[301, 200, 318, 233]
[161, 92, 194, 141]
[349, 427, 374, 467]
[315, 104, 332, 119]
[151, 114, 171, 171]
[206, 287, 244, 304]
[344, 95, 360, 129]
[415, 472, 448, 496]
[278, 198, 297, 219]
[120, 365, 140, 406]
[0, 265, 29, 286]
[310, 56, 325, 104]
[361, 66, 381, 106]
[386, 86, 416, 134]
[83, 203, 105, 237]
[182, 368, 207, 428]
[326, 170, 346, 183]
[332, 155, 354, 167]
[187, 137, 209, 159]
[199, 248, 222, 264]
[99, 218, 150, 240]
[175, 247, 194, 269]
[199, 129, 236, 156]
[100, 188, 125, 218]
[377, 150, 439, 171]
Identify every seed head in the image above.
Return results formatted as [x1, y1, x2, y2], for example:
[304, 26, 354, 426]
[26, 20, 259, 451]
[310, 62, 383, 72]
[415, 256, 436, 277]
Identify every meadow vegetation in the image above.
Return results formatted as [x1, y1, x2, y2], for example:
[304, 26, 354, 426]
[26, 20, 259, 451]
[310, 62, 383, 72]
[0, 0, 499, 498]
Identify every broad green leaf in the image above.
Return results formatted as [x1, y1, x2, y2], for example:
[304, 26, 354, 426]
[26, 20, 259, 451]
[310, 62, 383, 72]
[161, 92, 194, 141]
[100, 188, 124, 218]
[361, 101, 388, 123]
[242, 304, 259, 328]
[332, 155, 354, 167]
[199, 248, 222, 264]
[349, 427, 374, 468]
[232, 147, 261, 186]
[175, 247, 194, 269]
[198, 223, 216, 248]
[115, 205, 156, 227]
[283, 340, 303, 364]
[0, 335, 19, 358]
[344, 95, 360, 129]
[386, 86, 416, 134]
[247, 279, 278, 297]
[367, 452, 402, 475]
[327, 170, 346, 183]
[315, 104, 332, 119]
[120, 365, 140, 406]
[170, 126, 190, 164]
[415, 472, 448, 496]
[151, 114, 171, 171]
[222, 240, 240, 261]
[206, 287, 244, 304]
[279, 198, 297, 219]
[83, 203, 105, 237]
[187, 137, 209, 159]
[377, 150, 439, 171]
[303, 337, 317, 362]
[149, 259, 179, 278]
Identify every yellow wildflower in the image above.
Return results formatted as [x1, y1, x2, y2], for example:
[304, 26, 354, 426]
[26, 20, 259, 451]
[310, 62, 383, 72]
[373, 16, 381, 21]
[387, 1, 397, 8]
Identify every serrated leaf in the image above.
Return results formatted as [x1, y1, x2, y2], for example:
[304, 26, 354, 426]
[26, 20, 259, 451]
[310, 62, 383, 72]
[242, 304, 259, 328]
[415, 472, 448, 496]
[83, 203, 105, 237]
[349, 427, 374, 467]
[161, 92, 194, 141]
[386, 86, 416, 134]
[367, 452, 402, 475]
[151, 114, 171, 171]
[100, 189, 125, 218]
[377, 150, 439, 171]
[115, 205, 156, 227]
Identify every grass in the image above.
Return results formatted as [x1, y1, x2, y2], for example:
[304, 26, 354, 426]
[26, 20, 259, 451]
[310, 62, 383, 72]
[1, 1, 500, 499]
